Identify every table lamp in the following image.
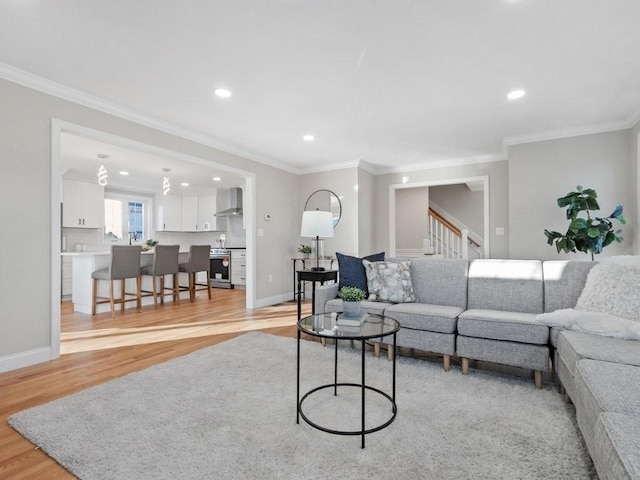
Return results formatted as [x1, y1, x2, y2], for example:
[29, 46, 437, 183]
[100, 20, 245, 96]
[300, 210, 334, 271]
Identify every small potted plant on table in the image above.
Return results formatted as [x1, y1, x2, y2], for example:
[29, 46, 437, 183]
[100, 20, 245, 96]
[298, 244, 312, 259]
[338, 286, 366, 318]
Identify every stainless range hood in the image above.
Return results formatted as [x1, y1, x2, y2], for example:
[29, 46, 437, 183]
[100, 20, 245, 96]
[214, 187, 243, 217]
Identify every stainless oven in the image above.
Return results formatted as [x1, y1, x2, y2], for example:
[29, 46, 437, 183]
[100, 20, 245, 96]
[210, 248, 232, 288]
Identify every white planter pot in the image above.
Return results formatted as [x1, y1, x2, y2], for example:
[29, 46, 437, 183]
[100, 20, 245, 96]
[342, 301, 361, 318]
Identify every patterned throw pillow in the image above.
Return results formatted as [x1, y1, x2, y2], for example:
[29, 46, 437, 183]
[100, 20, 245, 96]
[363, 260, 416, 303]
[336, 252, 385, 296]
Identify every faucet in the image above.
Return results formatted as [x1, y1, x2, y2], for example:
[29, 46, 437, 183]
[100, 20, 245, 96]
[129, 232, 137, 245]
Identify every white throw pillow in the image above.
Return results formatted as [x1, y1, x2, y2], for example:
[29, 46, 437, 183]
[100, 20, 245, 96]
[363, 260, 416, 303]
[576, 258, 640, 322]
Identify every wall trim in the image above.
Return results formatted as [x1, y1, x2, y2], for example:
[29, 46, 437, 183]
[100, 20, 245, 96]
[0, 347, 52, 374]
[0, 62, 297, 175]
[253, 293, 293, 309]
[503, 119, 636, 147]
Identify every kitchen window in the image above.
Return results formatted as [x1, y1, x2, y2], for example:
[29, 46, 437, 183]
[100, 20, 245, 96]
[103, 192, 152, 243]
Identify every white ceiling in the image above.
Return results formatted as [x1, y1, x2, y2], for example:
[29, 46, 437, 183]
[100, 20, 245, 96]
[1, 0, 640, 178]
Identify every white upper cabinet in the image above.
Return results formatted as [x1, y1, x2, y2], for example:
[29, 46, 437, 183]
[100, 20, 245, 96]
[62, 180, 104, 228]
[182, 195, 199, 231]
[197, 194, 219, 231]
[158, 195, 182, 231]
[157, 193, 221, 232]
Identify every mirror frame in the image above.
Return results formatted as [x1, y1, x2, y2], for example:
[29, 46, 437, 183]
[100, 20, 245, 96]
[304, 189, 342, 227]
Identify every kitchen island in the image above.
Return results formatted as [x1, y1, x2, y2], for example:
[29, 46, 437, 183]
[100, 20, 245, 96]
[62, 249, 197, 314]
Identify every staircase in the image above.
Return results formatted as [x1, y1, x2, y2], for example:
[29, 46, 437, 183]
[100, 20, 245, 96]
[426, 208, 483, 259]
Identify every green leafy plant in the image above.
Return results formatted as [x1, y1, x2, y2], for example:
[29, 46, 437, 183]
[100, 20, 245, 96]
[337, 286, 366, 302]
[145, 239, 158, 247]
[298, 244, 312, 254]
[544, 185, 625, 260]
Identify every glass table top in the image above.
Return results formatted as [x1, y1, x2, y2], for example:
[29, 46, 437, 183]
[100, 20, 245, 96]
[298, 313, 400, 340]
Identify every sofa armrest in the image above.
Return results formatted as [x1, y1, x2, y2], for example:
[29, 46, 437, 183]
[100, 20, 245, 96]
[314, 283, 339, 313]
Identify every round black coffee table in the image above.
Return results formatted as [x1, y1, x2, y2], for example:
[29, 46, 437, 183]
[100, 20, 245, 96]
[296, 312, 400, 448]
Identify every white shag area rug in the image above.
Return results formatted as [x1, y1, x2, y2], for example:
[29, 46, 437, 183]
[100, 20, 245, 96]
[9, 332, 596, 479]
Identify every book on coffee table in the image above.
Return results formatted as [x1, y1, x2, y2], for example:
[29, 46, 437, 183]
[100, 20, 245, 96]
[337, 311, 366, 326]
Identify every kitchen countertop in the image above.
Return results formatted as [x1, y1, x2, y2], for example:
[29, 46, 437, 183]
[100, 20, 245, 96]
[61, 249, 190, 256]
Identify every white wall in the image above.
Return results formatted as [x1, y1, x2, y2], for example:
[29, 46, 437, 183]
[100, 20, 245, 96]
[508, 129, 635, 260]
[0, 78, 299, 371]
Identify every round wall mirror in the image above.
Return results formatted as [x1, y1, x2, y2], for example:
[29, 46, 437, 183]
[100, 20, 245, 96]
[304, 189, 342, 227]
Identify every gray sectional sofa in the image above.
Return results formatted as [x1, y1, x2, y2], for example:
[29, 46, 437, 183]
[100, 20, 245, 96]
[314, 257, 640, 479]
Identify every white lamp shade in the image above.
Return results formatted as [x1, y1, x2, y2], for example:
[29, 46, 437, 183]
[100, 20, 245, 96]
[301, 210, 334, 238]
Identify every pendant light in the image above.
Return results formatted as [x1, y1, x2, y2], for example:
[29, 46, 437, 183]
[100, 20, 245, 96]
[97, 154, 109, 186]
[162, 168, 171, 195]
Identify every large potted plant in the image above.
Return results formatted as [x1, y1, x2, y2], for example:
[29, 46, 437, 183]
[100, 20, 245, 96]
[544, 185, 625, 260]
[337, 286, 366, 318]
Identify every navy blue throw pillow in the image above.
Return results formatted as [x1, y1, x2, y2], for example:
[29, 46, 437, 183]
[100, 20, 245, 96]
[336, 252, 385, 296]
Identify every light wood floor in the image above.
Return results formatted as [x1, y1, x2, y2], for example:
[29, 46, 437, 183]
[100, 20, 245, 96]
[0, 289, 308, 479]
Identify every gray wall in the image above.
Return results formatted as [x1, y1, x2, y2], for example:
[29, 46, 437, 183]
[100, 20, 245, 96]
[357, 167, 376, 256]
[0, 78, 299, 368]
[508, 129, 636, 260]
[429, 183, 484, 237]
[395, 187, 428, 249]
[632, 120, 640, 254]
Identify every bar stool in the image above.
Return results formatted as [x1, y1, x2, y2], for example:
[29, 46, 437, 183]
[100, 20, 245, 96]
[179, 245, 211, 302]
[91, 245, 142, 317]
[140, 244, 180, 305]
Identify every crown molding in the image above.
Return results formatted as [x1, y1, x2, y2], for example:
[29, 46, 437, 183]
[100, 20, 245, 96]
[371, 153, 507, 175]
[503, 118, 637, 147]
[0, 62, 300, 175]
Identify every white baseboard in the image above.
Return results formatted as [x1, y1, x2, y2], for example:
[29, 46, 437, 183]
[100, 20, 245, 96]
[253, 293, 293, 309]
[0, 347, 53, 374]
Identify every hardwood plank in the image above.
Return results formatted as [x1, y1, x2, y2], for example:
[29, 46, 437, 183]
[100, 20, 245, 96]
[0, 290, 309, 478]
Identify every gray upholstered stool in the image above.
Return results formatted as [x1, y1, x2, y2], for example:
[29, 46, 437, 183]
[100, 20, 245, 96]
[91, 245, 142, 317]
[141, 244, 180, 305]
[179, 245, 211, 302]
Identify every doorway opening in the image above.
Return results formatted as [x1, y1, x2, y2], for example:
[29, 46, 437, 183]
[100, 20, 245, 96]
[50, 119, 256, 358]
[389, 176, 490, 260]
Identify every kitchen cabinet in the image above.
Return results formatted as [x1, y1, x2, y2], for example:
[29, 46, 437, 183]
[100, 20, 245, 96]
[157, 194, 221, 232]
[158, 195, 182, 231]
[198, 194, 220, 231]
[182, 195, 199, 231]
[62, 180, 104, 228]
[231, 249, 246, 286]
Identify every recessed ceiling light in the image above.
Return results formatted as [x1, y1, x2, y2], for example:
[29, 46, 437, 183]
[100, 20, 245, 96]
[214, 88, 232, 98]
[119, 171, 129, 176]
[181, 182, 189, 187]
[303, 134, 315, 142]
[507, 89, 526, 100]
[212, 177, 221, 182]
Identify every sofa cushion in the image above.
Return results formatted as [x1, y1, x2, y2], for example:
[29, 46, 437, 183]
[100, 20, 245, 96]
[556, 331, 640, 378]
[363, 260, 416, 303]
[467, 259, 543, 314]
[576, 259, 640, 322]
[376, 327, 456, 356]
[592, 413, 640, 480]
[458, 309, 549, 344]
[456, 335, 550, 371]
[324, 298, 392, 317]
[574, 360, 640, 455]
[336, 251, 385, 296]
[384, 303, 461, 334]
[410, 258, 468, 309]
